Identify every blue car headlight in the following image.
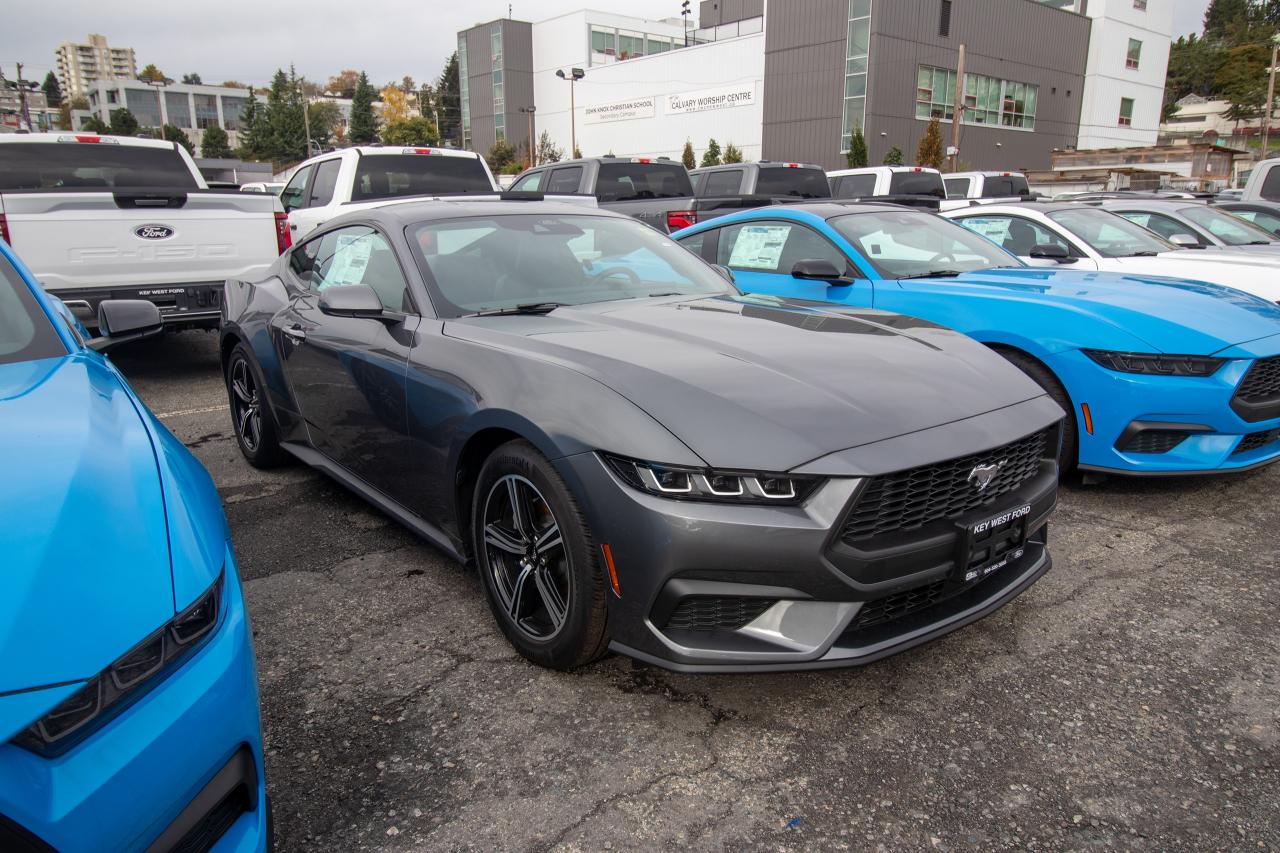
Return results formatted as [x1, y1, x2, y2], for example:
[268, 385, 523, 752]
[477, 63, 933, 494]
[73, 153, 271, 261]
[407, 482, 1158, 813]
[602, 453, 822, 505]
[1083, 350, 1226, 377]
[12, 571, 224, 757]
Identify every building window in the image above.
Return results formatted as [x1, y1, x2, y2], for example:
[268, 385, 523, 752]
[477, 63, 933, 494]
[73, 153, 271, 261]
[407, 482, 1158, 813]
[164, 91, 191, 128]
[1126, 38, 1141, 70]
[491, 28, 503, 66]
[221, 95, 246, 131]
[915, 65, 1038, 130]
[939, 0, 952, 37]
[1118, 97, 1134, 126]
[128, 88, 162, 127]
[458, 35, 470, 148]
[194, 94, 218, 129]
[841, 0, 872, 152]
[1133, 0, 1146, 9]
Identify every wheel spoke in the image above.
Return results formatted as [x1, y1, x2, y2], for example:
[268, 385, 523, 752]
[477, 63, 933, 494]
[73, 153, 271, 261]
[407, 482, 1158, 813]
[507, 564, 533, 620]
[506, 478, 532, 538]
[237, 405, 256, 448]
[484, 523, 526, 555]
[534, 522, 562, 556]
[534, 565, 567, 628]
[231, 367, 253, 404]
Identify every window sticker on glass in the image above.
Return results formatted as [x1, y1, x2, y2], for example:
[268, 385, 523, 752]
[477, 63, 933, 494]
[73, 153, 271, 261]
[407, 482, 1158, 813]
[962, 218, 1012, 243]
[729, 225, 791, 270]
[324, 233, 375, 287]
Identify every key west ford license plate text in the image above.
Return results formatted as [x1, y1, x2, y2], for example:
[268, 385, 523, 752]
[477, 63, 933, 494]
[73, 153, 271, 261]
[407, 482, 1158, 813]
[971, 504, 1031, 536]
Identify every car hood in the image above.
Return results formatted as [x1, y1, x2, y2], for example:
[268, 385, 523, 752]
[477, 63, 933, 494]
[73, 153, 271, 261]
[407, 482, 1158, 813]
[0, 355, 174, 695]
[445, 294, 1049, 471]
[923, 267, 1280, 353]
[1103, 253, 1280, 301]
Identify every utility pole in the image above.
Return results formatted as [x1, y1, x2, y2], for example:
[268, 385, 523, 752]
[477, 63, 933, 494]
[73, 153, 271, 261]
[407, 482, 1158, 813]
[1263, 38, 1279, 160]
[16, 62, 32, 131]
[520, 106, 536, 167]
[948, 44, 965, 172]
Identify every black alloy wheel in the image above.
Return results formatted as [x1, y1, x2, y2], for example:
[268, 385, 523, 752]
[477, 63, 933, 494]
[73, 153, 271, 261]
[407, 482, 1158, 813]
[226, 343, 287, 468]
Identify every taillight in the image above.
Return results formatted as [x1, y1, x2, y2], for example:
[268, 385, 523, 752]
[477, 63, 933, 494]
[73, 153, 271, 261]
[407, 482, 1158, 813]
[667, 210, 696, 231]
[0, 213, 9, 246]
[275, 212, 291, 255]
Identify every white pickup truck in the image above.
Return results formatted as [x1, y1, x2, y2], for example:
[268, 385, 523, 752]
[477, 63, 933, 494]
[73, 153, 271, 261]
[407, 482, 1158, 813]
[1241, 156, 1280, 202]
[0, 132, 286, 330]
[282, 146, 500, 241]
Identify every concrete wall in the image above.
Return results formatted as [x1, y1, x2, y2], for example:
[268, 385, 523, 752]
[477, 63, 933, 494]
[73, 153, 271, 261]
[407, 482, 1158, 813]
[1076, 0, 1173, 149]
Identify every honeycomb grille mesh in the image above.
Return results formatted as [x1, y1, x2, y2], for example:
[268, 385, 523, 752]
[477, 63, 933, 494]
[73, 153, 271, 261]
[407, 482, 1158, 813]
[1234, 428, 1280, 455]
[665, 597, 775, 632]
[1236, 356, 1280, 404]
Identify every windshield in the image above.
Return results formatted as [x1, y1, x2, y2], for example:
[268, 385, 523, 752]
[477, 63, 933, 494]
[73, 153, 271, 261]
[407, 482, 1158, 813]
[829, 210, 1022, 278]
[595, 163, 693, 202]
[0, 142, 198, 190]
[351, 154, 494, 201]
[755, 167, 832, 199]
[1047, 208, 1173, 257]
[1177, 205, 1276, 245]
[887, 170, 946, 199]
[410, 213, 732, 316]
[0, 256, 66, 365]
[982, 175, 1030, 198]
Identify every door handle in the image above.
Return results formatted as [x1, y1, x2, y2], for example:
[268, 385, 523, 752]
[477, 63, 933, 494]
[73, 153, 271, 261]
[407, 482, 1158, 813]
[282, 325, 306, 342]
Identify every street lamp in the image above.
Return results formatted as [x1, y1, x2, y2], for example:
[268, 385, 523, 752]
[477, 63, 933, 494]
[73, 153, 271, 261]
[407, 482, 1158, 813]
[682, 1, 692, 47]
[555, 67, 584, 158]
[519, 106, 537, 167]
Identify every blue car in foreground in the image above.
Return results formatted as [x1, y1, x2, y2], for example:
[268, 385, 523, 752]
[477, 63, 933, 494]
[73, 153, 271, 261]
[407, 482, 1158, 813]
[674, 204, 1280, 476]
[0, 242, 269, 852]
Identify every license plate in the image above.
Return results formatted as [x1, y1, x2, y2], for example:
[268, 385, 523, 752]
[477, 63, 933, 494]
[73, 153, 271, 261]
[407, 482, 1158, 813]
[955, 503, 1032, 583]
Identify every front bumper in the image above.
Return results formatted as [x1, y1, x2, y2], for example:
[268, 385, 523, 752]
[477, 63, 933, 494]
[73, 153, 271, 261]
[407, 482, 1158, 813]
[1057, 349, 1280, 475]
[558, 450, 1057, 672]
[0, 546, 269, 852]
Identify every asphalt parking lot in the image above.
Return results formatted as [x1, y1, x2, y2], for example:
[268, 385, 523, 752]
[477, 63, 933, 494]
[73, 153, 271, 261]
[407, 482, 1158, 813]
[114, 329, 1280, 852]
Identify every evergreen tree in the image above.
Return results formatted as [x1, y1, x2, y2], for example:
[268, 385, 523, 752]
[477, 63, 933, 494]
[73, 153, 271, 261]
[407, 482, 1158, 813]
[1203, 0, 1250, 39]
[381, 116, 439, 146]
[42, 72, 62, 108]
[181, 73, 203, 85]
[846, 126, 868, 168]
[200, 124, 233, 158]
[436, 53, 461, 143]
[700, 138, 722, 167]
[573, 146, 582, 159]
[535, 130, 563, 164]
[109, 108, 139, 136]
[82, 114, 110, 133]
[237, 89, 272, 160]
[349, 71, 379, 144]
[883, 145, 904, 165]
[916, 118, 944, 169]
[722, 141, 744, 163]
[681, 139, 696, 169]
[264, 67, 307, 161]
[163, 124, 194, 154]
[486, 139, 518, 173]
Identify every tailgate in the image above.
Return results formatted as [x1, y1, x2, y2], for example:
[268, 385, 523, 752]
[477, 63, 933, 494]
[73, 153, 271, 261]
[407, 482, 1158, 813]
[0, 190, 279, 292]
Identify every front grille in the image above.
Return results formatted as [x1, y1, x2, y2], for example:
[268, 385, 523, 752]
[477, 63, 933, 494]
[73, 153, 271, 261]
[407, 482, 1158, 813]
[172, 785, 251, 853]
[664, 597, 775, 631]
[849, 580, 947, 630]
[1119, 429, 1188, 454]
[1236, 356, 1280, 403]
[841, 429, 1049, 543]
[1234, 428, 1280, 455]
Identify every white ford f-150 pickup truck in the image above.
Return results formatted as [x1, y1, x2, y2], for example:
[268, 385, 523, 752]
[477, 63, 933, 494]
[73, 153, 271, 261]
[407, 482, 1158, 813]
[0, 132, 287, 329]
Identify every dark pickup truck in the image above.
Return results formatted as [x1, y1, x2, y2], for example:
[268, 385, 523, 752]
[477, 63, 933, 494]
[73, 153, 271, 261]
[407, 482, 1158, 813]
[689, 161, 833, 201]
[509, 157, 790, 233]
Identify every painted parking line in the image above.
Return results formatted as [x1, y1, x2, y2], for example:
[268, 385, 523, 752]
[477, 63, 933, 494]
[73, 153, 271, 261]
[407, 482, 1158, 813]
[157, 404, 230, 419]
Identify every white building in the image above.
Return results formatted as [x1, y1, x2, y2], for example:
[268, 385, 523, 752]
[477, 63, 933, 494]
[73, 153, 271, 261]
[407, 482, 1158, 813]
[55, 34, 137, 101]
[1067, 0, 1173, 149]
[86, 80, 251, 155]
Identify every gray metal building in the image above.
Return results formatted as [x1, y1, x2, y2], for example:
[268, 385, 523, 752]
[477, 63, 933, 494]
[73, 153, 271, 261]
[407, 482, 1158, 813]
[458, 18, 534, 156]
[762, 0, 1091, 170]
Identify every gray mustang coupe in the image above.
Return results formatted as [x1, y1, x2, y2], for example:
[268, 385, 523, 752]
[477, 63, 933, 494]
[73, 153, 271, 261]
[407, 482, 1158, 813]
[220, 199, 1064, 672]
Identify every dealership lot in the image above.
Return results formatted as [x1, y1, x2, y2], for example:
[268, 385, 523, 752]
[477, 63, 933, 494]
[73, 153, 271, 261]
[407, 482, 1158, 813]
[110, 329, 1280, 852]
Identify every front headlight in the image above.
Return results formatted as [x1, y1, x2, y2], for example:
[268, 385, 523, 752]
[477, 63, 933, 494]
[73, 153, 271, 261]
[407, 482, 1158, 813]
[13, 572, 224, 756]
[602, 453, 822, 505]
[1083, 350, 1226, 377]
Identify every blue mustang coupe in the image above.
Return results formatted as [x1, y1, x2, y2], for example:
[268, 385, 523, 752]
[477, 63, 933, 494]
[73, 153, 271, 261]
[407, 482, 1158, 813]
[673, 204, 1280, 476]
[0, 243, 269, 852]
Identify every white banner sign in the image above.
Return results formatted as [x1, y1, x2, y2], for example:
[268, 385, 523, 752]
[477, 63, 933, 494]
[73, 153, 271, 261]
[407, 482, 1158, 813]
[666, 85, 756, 115]
[583, 98, 657, 124]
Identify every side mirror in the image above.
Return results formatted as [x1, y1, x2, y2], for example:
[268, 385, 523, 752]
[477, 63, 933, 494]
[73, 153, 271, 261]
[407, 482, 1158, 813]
[88, 299, 163, 352]
[790, 258, 850, 283]
[1169, 233, 1202, 248]
[1029, 243, 1073, 263]
[318, 284, 385, 318]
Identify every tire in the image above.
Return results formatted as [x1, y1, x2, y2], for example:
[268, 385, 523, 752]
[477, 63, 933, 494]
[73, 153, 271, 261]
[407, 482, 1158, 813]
[994, 348, 1078, 474]
[225, 342, 289, 469]
[471, 440, 609, 670]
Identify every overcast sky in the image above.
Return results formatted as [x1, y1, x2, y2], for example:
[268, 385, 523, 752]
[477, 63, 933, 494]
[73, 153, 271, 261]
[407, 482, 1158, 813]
[0, 0, 1210, 88]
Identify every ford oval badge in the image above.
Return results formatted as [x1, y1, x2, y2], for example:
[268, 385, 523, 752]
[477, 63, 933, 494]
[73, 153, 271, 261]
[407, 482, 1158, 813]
[134, 224, 175, 240]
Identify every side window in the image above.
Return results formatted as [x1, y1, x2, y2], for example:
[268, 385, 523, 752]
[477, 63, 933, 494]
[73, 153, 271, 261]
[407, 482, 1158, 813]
[833, 174, 876, 199]
[958, 215, 1070, 256]
[1117, 211, 1202, 244]
[678, 231, 706, 259]
[308, 159, 341, 207]
[702, 170, 744, 196]
[511, 171, 543, 191]
[1234, 209, 1280, 235]
[280, 164, 314, 213]
[944, 178, 970, 198]
[1260, 166, 1280, 202]
[309, 226, 412, 312]
[288, 234, 324, 288]
[545, 167, 583, 194]
[716, 222, 848, 275]
[689, 172, 705, 194]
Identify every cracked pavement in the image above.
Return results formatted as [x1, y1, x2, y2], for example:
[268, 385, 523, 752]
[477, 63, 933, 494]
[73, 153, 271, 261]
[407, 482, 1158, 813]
[114, 330, 1280, 852]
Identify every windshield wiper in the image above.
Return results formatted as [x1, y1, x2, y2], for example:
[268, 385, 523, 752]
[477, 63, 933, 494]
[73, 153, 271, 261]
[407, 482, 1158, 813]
[1248, 240, 1272, 245]
[1126, 251, 1159, 257]
[898, 269, 965, 280]
[466, 302, 566, 317]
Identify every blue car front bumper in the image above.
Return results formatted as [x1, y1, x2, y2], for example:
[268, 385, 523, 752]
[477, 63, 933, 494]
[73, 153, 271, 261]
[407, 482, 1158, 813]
[0, 546, 268, 853]
[1057, 349, 1280, 475]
